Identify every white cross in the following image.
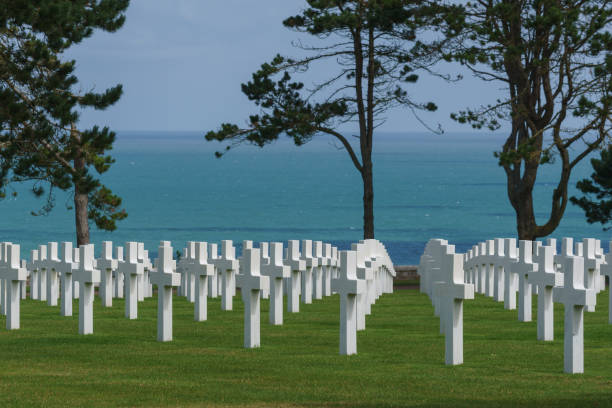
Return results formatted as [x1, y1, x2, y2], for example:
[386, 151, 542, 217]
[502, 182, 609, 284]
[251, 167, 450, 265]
[515, 240, 537, 322]
[237, 240, 252, 296]
[432, 242, 457, 335]
[213, 240, 239, 311]
[118, 242, 143, 319]
[331, 246, 339, 293]
[493, 238, 505, 302]
[0, 243, 27, 329]
[501, 238, 519, 310]
[27, 250, 39, 300]
[259, 242, 270, 299]
[136, 242, 147, 302]
[483, 239, 496, 298]
[363, 239, 382, 301]
[20, 259, 27, 300]
[475, 242, 487, 294]
[323, 243, 333, 296]
[283, 240, 304, 313]
[599, 241, 612, 324]
[186, 241, 197, 302]
[58, 242, 77, 317]
[441, 249, 474, 365]
[149, 241, 181, 342]
[352, 242, 373, 331]
[72, 247, 80, 299]
[261, 242, 290, 325]
[34, 245, 48, 302]
[43, 242, 61, 307]
[190, 242, 214, 322]
[312, 241, 324, 300]
[300, 240, 317, 304]
[236, 248, 269, 348]
[332, 250, 366, 355]
[531, 244, 563, 341]
[97, 241, 117, 308]
[582, 238, 601, 312]
[72, 244, 101, 335]
[595, 239, 606, 293]
[142, 248, 153, 298]
[114, 246, 124, 299]
[177, 243, 193, 300]
[207, 243, 219, 298]
[0, 243, 8, 315]
[553, 254, 596, 374]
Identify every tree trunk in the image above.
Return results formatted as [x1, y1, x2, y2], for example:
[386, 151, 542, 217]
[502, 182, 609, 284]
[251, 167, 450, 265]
[362, 160, 374, 239]
[73, 147, 90, 247]
[515, 192, 537, 241]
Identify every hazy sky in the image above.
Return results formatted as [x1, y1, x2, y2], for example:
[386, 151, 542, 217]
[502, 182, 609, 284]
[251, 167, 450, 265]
[67, 0, 502, 134]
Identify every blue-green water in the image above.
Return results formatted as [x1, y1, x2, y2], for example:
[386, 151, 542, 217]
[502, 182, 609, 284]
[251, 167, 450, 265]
[1, 131, 608, 264]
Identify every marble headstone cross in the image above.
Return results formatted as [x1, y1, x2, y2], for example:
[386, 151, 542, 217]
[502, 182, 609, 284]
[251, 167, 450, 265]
[192, 242, 214, 322]
[441, 248, 474, 365]
[259, 242, 270, 299]
[323, 243, 333, 296]
[300, 240, 317, 304]
[207, 243, 219, 298]
[600, 242, 612, 324]
[236, 248, 269, 348]
[313, 241, 324, 300]
[515, 240, 537, 322]
[261, 242, 290, 325]
[352, 242, 373, 331]
[97, 241, 117, 308]
[531, 244, 563, 341]
[58, 242, 77, 317]
[72, 247, 80, 299]
[28, 250, 39, 300]
[582, 238, 601, 312]
[44, 242, 61, 307]
[114, 246, 125, 299]
[0, 243, 27, 329]
[34, 245, 48, 302]
[332, 250, 366, 355]
[502, 238, 519, 310]
[283, 240, 305, 313]
[493, 238, 505, 302]
[137, 242, 148, 302]
[215, 240, 239, 311]
[553, 255, 596, 374]
[118, 242, 143, 319]
[149, 241, 181, 342]
[72, 244, 101, 335]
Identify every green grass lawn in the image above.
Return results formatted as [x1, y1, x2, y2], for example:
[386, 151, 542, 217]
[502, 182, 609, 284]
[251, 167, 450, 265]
[0, 288, 610, 407]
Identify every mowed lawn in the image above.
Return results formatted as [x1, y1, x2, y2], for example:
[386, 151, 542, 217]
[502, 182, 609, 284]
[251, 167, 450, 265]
[0, 287, 611, 407]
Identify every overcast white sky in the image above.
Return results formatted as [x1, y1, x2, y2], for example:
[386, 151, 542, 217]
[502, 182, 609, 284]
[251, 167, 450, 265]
[67, 0, 504, 134]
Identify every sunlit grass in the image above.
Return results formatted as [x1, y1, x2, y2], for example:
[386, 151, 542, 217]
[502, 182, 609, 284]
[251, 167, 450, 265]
[0, 288, 610, 407]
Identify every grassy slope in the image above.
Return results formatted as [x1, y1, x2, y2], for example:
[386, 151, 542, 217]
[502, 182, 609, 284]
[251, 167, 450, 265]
[0, 288, 610, 407]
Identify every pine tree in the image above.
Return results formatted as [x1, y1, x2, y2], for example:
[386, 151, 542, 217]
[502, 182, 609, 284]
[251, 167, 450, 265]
[0, 0, 129, 245]
[571, 145, 612, 229]
[205, 0, 460, 239]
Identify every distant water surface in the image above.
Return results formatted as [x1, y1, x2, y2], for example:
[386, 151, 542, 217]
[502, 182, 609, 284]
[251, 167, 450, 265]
[1, 131, 607, 264]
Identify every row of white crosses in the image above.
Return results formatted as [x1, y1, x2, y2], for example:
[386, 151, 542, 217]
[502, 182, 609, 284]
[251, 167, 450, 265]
[2, 238, 397, 356]
[418, 239, 474, 365]
[421, 236, 607, 374]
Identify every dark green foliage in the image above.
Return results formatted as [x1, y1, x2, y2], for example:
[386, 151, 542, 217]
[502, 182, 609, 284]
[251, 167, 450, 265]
[0, 0, 129, 233]
[446, 0, 612, 239]
[571, 145, 612, 229]
[205, 1, 458, 158]
[205, 0, 460, 238]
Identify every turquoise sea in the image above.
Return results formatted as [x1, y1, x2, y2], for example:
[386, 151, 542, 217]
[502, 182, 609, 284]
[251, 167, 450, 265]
[1, 131, 608, 265]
